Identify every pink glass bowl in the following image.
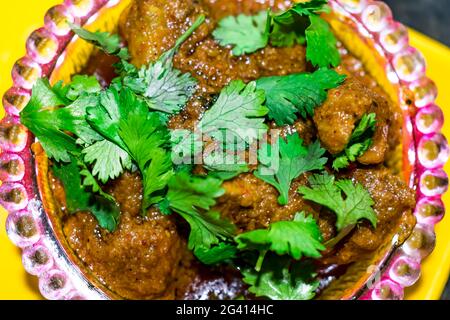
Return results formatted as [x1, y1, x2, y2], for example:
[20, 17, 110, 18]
[1, 0, 448, 300]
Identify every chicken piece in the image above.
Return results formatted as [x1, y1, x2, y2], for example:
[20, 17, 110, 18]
[313, 76, 393, 165]
[119, 0, 208, 67]
[63, 172, 187, 300]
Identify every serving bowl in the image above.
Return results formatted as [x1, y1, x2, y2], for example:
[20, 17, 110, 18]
[0, 0, 448, 300]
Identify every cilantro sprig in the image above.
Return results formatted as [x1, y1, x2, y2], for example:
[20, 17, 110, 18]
[256, 68, 346, 125]
[70, 23, 130, 60]
[53, 157, 120, 232]
[198, 80, 269, 146]
[272, 0, 329, 25]
[213, 11, 270, 56]
[160, 171, 236, 253]
[236, 212, 325, 261]
[212, 0, 341, 69]
[20, 78, 101, 162]
[270, 0, 340, 68]
[305, 14, 341, 68]
[194, 242, 238, 265]
[20, 77, 134, 185]
[119, 112, 174, 212]
[255, 133, 327, 205]
[241, 255, 319, 300]
[298, 173, 377, 231]
[332, 113, 377, 170]
[20, 78, 121, 230]
[195, 211, 325, 300]
[171, 80, 268, 174]
[119, 16, 205, 114]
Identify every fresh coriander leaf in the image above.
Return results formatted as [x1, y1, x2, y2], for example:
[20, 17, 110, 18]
[272, 0, 329, 25]
[270, 17, 307, 47]
[52, 158, 120, 232]
[350, 113, 377, 142]
[268, 0, 328, 48]
[241, 254, 319, 300]
[51, 81, 72, 104]
[164, 171, 224, 215]
[60, 94, 104, 145]
[305, 14, 341, 68]
[198, 80, 268, 146]
[121, 16, 205, 114]
[256, 69, 346, 125]
[66, 75, 101, 101]
[87, 196, 121, 233]
[255, 133, 327, 205]
[20, 79, 101, 162]
[84, 87, 149, 183]
[21, 78, 66, 113]
[170, 129, 250, 175]
[236, 212, 325, 260]
[114, 59, 137, 78]
[213, 11, 270, 56]
[52, 158, 91, 212]
[171, 79, 268, 174]
[119, 112, 174, 212]
[87, 86, 148, 149]
[70, 23, 129, 60]
[163, 171, 236, 251]
[332, 137, 372, 170]
[298, 173, 377, 231]
[77, 157, 116, 203]
[123, 60, 197, 114]
[82, 140, 132, 183]
[20, 79, 76, 162]
[332, 113, 376, 170]
[21, 79, 129, 184]
[194, 242, 238, 265]
[179, 210, 237, 252]
[331, 155, 350, 171]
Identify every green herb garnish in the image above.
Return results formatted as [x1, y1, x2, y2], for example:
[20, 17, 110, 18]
[241, 255, 319, 300]
[305, 14, 341, 68]
[272, 0, 329, 25]
[236, 212, 325, 261]
[211, 0, 340, 69]
[199, 80, 268, 145]
[53, 157, 120, 232]
[65, 75, 102, 101]
[119, 112, 174, 212]
[332, 113, 377, 170]
[194, 242, 238, 265]
[298, 173, 377, 231]
[20, 78, 102, 162]
[255, 133, 327, 205]
[160, 171, 236, 252]
[213, 11, 270, 56]
[256, 68, 346, 125]
[120, 16, 205, 114]
[70, 23, 130, 60]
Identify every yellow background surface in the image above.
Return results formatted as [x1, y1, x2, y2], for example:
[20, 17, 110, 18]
[0, 0, 449, 300]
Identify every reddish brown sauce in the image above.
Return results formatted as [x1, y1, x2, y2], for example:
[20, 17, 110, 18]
[49, 0, 416, 300]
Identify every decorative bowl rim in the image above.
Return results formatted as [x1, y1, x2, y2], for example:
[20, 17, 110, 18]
[1, 0, 448, 300]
